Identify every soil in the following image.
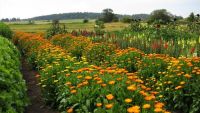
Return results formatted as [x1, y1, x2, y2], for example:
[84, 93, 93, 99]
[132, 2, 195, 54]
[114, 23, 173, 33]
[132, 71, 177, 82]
[21, 58, 59, 113]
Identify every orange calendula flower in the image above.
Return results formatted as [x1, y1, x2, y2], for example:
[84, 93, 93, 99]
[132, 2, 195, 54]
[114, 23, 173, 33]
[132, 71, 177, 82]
[97, 80, 103, 84]
[106, 94, 114, 100]
[144, 95, 155, 101]
[67, 108, 73, 113]
[66, 74, 70, 77]
[70, 90, 77, 94]
[184, 74, 191, 79]
[105, 103, 113, 109]
[154, 102, 164, 108]
[65, 82, 72, 85]
[85, 76, 92, 80]
[143, 104, 151, 109]
[101, 83, 107, 87]
[154, 108, 163, 112]
[108, 80, 115, 85]
[127, 85, 137, 91]
[125, 98, 132, 103]
[96, 103, 102, 107]
[175, 85, 183, 90]
[127, 106, 140, 113]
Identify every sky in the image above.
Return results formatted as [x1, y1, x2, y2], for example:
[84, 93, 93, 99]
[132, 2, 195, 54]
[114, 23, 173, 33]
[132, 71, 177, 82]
[0, 0, 199, 19]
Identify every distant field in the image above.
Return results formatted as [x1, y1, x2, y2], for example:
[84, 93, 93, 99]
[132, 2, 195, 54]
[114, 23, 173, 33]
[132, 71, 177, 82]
[6, 19, 129, 32]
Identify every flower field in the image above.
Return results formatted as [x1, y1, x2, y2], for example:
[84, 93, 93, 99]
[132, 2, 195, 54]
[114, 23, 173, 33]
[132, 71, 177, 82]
[0, 36, 28, 113]
[13, 32, 200, 113]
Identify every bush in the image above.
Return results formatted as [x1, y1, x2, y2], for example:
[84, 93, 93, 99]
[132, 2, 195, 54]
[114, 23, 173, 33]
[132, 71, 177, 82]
[0, 36, 28, 113]
[0, 22, 12, 39]
[83, 19, 89, 23]
[121, 17, 133, 23]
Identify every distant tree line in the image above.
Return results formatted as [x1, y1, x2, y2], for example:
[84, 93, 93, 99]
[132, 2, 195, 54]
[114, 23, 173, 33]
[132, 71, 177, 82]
[28, 12, 150, 21]
[1, 18, 21, 22]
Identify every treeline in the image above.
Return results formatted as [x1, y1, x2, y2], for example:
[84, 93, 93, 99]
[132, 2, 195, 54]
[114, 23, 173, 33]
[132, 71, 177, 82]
[28, 12, 150, 21]
[1, 18, 21, 22]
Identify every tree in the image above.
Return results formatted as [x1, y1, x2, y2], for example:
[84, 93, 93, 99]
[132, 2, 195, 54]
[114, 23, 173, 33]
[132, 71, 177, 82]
[148, 9, 173, 24]
[99, 8, 118, 23]
[187, 12, 195, 22]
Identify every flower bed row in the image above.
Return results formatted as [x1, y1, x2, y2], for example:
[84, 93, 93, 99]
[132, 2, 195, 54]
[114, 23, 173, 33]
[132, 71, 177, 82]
[49, 33, 200, 113]
[13, 32, 170, 113]
[0, 36, 28, 113]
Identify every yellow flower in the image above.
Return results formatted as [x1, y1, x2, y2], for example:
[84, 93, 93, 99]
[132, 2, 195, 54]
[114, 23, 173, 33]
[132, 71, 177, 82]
[159, 95, 163, 98]
[154, 108, 163, 112]
[85, 76, 92, 80]
[53, 80, 59, 83]
[105, 103, 113, 109]
[106, 94, 114, 100]
[77, 75, 82, 79]
[127, 106, 140, 113]
[125, 98, 132, 103]
[127, 85, 137, 91]
[108, 80, 115, 85]
[97, 80, 103, 84]
[143, 104, 151, 109]
[180, 81, 185, 85]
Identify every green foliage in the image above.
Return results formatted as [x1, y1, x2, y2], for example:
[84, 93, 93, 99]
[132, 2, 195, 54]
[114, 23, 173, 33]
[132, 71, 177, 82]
[0, 22, 13, 39]
[0, 36, 28, 113]
[94, 20, 105, 35]
[129, 20, 144, 32]
[148, 9, 173, 24]
[28, 20, 35, 25]
[121, 17, 133, 23]
[46, 20, 67, 38]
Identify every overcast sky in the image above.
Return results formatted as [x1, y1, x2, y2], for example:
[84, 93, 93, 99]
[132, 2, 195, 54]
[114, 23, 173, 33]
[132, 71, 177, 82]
[0, 0, 199, 19]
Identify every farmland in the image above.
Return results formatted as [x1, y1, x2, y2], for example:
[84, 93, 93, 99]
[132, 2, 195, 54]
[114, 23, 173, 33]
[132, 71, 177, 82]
[1, 1, 200, 113]
[6, 19, 129, 32]
[1, 16, 200, 112]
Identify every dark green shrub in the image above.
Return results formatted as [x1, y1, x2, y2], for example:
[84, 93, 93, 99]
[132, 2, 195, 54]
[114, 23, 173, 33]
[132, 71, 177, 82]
[0, 36, 28, 113]
[0, 22, 12, 39]
[83, 19, 89, 23]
